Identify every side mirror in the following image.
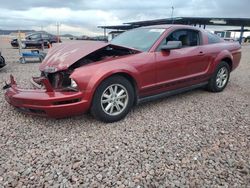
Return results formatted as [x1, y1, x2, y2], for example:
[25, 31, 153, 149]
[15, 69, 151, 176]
[161, 41, 182, 51]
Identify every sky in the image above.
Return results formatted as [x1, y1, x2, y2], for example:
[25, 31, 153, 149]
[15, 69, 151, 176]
[0, 0, 249, 36]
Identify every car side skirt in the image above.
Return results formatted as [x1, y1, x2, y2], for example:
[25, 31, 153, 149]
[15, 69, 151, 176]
[137, 82, 208, 104]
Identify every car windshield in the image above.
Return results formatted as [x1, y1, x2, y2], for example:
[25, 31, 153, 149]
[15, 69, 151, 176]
[110, 28, 165, 51]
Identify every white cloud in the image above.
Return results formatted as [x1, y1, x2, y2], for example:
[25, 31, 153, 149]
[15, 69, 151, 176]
[0, 0, 250, 36]
[0, 7, 123, 35]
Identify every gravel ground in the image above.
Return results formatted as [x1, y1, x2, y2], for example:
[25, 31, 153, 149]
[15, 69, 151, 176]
[0, 37, 249, 187]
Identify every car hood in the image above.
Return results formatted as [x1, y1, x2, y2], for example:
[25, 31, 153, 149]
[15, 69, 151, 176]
[39, 41, 110, 72]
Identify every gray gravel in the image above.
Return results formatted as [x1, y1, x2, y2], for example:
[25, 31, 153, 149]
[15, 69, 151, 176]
[0, 38, 249, 187]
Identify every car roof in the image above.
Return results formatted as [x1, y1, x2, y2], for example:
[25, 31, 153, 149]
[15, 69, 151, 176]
[142, 24, 202, 31]
[27, 31, 52, 36]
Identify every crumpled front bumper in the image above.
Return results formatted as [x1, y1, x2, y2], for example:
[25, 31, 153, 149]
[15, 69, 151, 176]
[4, 75, 90, 118]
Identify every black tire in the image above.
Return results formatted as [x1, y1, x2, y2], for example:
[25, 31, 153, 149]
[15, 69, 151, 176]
[91, 75, 134, 123]
[0, 55, 5, 64]
[0, 55, 5, 68]
[207, 61, 230, 92]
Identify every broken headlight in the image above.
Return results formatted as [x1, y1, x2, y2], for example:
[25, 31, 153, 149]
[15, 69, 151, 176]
[70, 79, 78, 88]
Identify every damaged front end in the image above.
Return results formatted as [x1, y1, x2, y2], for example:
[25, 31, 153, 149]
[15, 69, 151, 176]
[4, 41, 140, 118]
[4, 74, 89, 118]
[31, 70, 78, 92]
[32, 43, 140, 92]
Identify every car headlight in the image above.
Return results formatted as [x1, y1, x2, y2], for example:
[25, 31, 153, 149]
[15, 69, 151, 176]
[70, 79, 78, 88]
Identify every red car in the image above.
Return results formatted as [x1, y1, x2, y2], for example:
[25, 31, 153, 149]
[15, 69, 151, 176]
[4, 25, 241, 122]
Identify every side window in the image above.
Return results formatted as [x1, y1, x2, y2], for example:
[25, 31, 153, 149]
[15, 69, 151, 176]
[42, 34, 49, 39]
[27, 34, 41, 40]
[207, 32, 222, 44]
[157, 29, 200, 51]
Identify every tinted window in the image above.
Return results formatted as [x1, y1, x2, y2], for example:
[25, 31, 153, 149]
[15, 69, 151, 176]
[42, 34, 49, 38]
[28, 34, 40, 40]
[158, 29, 200, 50]
[111, 28, 165, 52]
[207, 32, 222, 44]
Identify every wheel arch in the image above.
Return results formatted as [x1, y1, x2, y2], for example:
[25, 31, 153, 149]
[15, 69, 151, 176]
[221, 57, 233, 71]
[92, 71, 139, 105]
[213, 50, 233, 72]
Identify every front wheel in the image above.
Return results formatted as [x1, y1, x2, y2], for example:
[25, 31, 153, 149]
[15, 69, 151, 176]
[207, 61, 230, 92]
[91, 76, 134, 123]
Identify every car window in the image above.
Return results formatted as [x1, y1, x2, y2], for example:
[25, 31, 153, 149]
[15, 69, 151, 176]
[157, 29, 200, 51]
[42, 34, 49, 39]
[28, 33, 41, 40]
[111, 28, 166, 52]
[207, 32, 222, 44]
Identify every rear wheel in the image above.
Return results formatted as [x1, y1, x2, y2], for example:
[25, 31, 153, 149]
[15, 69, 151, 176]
[91, 76, 134, 123]
[207, 61, 230, 92]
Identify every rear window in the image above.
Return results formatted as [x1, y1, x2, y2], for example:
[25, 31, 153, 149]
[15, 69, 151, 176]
[207, 32, 222, 44]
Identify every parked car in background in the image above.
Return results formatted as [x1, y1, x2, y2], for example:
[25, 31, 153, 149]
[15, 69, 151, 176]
[244, 36, 250, 43]
[75, 35, 90, 40]
[10, 32, 61, 48]
[73, 35, 108, 41]
[0, 52, 6, 69]
[224, 38, 236, 42]
[4, 25, 241, 122]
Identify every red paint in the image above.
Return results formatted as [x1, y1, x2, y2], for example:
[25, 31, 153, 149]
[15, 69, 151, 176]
[5, 25, 241, 118]
[39, 41, 108, 71]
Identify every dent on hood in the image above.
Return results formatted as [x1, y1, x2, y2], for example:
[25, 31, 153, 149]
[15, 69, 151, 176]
[39, 41, 140, 73]
[39, 41, 108, 72]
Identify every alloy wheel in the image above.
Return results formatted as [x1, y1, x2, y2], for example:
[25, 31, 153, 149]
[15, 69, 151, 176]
[216, 67, 229, 88]
[101, 84, 129, 116]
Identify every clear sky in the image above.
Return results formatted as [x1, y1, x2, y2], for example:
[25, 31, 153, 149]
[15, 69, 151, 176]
[0, 0, 249, 36]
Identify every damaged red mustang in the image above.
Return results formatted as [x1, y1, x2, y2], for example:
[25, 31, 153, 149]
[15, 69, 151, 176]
[4, 25, 241, 122]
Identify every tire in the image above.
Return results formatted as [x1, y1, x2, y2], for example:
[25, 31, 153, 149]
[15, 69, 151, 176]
[0, 55, 5, 68]
[0, 55, 5, 64]
[207, 61, 230, 92]
[91, 75, 135, 123]
[19, 57, 26, 64]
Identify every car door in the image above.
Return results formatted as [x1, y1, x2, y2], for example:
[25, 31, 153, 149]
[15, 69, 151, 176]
[26, 33, 41, 47]
[41, 33, 50, 43]
[154, 29, 210, 92]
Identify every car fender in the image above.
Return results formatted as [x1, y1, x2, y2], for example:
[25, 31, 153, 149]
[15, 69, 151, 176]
[211, 50, 233, 73]
[70, 61, 140, 101]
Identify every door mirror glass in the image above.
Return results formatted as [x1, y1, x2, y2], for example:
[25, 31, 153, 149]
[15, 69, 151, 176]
[161, 41, 182, 51]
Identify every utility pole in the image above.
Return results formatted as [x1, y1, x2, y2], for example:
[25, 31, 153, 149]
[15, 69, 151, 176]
[56, 22, 61, 43]
[171, 6, 175, 24]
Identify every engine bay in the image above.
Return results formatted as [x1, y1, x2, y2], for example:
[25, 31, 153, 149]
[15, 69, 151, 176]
[39, 44, 140, 90]
[69, 44, 139, 70]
